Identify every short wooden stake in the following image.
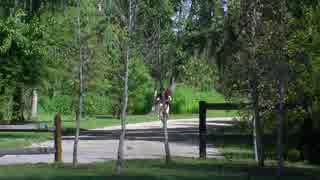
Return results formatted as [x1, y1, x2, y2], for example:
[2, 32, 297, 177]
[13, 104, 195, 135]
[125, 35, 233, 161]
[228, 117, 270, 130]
[199, 101, 207, 159]
[54, 113, 62, 163]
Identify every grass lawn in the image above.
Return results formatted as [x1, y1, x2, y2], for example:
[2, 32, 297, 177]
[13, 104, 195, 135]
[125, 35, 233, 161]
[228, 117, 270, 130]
[0, 159, 318, 180]
[38, 113, 161, 129]
[0, 132, 52, 150]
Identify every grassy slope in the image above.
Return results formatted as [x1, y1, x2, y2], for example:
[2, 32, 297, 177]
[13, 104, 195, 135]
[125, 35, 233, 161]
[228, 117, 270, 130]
[0, 159, 318, 180]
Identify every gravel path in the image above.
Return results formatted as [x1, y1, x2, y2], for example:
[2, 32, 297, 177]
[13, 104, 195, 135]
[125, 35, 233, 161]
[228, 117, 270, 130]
[0, 118, 236, 164]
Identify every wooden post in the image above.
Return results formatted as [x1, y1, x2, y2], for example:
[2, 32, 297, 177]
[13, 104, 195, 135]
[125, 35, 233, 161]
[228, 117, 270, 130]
[54, 113, 62, 163]
[199, 101, 207, 159]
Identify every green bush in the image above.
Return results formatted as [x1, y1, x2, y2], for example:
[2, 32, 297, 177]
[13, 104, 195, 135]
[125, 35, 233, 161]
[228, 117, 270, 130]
[0, 112, 4, 122]
[130, 90, 153, 114]
[40, 94, 114, 116]
[39, 57, 154, 116]
[0, 93, 12, 121]
[287, 149, 301, 162]
[181, 57, 216, 91]
[171, 89, 187, 114]
[38, 85, 227, 116]
[171, 86, 226, 114]
[84, 93, 112, 115]
[39, 95, 73, 114]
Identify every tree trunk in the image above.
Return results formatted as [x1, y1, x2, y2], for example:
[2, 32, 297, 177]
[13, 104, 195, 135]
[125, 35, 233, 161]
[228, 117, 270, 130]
[157, 17, 163, 92]
[116, 0, 133, 174]
[251, 80, 264, 167]
[12, 86, 24, 122]
[156, 6, 171, 163]
[162, 109, 171, 164]
[249, 0, 264, 167]
[31, 89, 38, 120]
[276, 79, 285, 177]
[276, 0, 287, 176]
[73, 0, 83, 167]
[253, 115, 258, 160]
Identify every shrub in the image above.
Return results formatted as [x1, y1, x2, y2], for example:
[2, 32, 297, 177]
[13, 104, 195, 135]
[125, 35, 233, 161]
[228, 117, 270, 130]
[84, 93, 112, 115]
[287, 149, 301, 162]
[39, 95, 73, 114]
[107, 56, 154, 116]
[181, 57, 216, 91]
[0, 93, 12, 121]
[171, 86, 226, 114]
[38, 85, 227, 116]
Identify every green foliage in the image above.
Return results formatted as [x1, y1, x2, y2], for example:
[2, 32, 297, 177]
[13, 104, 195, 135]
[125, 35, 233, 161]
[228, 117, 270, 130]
[106, 54, 154, 116]
[39, 95, 73, 115]
[171, 85, 226, 114]
[128, 58, 154, 114]
[0, 11, 48, 87]
[181, 57, 216, 91]
[287, 149, 301, 162]
[38, 55, 154, 116]
[0, 10, 50, 121]
[0, 92, 12, 121]
[287, 3, 320, 131]
[84, 93, 112, 115]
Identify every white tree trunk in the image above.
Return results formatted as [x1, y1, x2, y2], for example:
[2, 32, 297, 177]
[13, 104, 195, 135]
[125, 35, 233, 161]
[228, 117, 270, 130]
[31, 89, 38, 120]
[116, 45, 129, 175]
[252, 81, 264, 166]
[116, 0, 133, 174]
[157, 10, 171, 163]
[276, 0, 287, 176]
[252, 94, 264, 166]
[276, 79, 285, 177]
[249, 0, 264, 167]
[162, 109, 171, 164]
[253, 116, 258, 161]
[73, 0, 83, 167]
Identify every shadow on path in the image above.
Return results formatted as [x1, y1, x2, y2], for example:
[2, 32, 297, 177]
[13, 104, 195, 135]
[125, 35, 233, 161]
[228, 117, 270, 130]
[61, 120, 237, 147]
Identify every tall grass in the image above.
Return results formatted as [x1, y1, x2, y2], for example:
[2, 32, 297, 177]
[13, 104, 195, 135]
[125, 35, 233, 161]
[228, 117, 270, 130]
[171, 86, 226, 114]
[38, 85, 233, 116]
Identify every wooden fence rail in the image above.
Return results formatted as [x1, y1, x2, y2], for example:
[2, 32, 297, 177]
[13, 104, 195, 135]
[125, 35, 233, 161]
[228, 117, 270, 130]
[0, 147, 55, 157]
[0, 113, 63, 163]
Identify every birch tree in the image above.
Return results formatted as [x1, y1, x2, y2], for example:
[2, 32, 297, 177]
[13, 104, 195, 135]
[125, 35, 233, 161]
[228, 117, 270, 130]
[248, 0, 264, 167]
[223, 0, 265, 166]
[157, 13, 171, 165]
[116, 0, 133, 174]
[276, 0, 288, 176]
[73, 0, 83, 166]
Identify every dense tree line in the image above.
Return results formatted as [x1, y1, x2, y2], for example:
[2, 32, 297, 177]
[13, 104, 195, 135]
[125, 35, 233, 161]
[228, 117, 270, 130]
[0, 0, 319, 175]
